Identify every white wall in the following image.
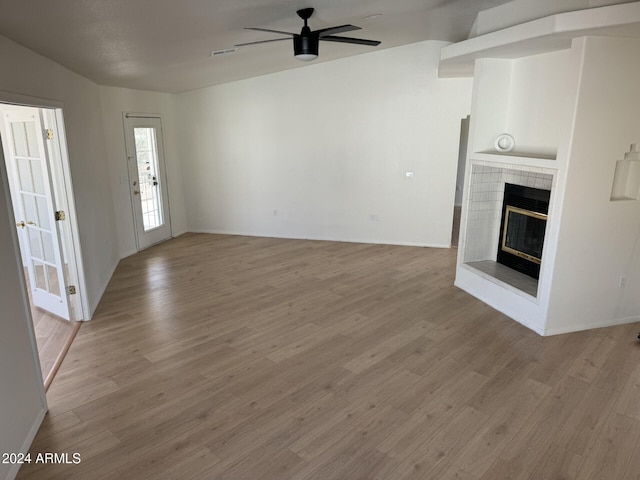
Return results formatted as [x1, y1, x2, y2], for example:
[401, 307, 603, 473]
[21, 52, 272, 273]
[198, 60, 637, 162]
[546, 36, 640, 333]
[470, 0, 631, 37]
[505, 49, 574, 158]
[98, 86, 186, 257]
[0, 144, 47, 480]
[177, 41, 472, 247]
[0, 34, 118, 315]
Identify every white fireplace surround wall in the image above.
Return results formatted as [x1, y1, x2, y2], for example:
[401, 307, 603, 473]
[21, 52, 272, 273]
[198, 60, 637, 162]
[443, 3, 640, 336]
[464, 162, 554, 264]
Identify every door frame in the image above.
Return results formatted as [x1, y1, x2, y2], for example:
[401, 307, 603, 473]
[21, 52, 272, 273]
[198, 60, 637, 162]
[0, 91, 89, 321]
[122, 112, 173, 251]
[45, 108, 87, 319]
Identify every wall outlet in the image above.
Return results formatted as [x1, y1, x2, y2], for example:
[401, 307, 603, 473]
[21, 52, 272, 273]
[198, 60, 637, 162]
[405, 171, 414, 180]
[369, 214, 380, 222]
[619, 276, 627, 288]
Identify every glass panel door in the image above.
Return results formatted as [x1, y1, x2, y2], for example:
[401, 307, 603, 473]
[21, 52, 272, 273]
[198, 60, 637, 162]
[124, 115, 172, 250]
[2, 109, 70, 320]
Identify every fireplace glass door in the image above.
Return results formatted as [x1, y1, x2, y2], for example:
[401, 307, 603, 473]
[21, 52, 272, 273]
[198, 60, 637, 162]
[501, 206, 547, 264]
[497, 183, 551, 280]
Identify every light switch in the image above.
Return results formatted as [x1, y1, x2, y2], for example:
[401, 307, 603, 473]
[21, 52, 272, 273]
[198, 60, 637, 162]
[405, 172, 414, 180]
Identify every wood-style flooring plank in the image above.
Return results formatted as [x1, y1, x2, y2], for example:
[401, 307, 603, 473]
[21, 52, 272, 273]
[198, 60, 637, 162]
[576, 412, 640, 480]
[16, 233, 640, 480]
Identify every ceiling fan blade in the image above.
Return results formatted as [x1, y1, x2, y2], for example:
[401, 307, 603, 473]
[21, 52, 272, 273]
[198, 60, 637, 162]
[320, 35, 381, 46]
[244, 27, 295, 36]
[234, 37, 292, 47]
[315, 24, 361, 37]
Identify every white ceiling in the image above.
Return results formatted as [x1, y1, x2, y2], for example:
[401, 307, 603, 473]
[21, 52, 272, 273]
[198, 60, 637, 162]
[0, 0, 514, 93]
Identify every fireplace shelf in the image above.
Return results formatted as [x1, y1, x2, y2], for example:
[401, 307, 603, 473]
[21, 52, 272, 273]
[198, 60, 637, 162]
[473, 151, 557, 168]
[464, 260, 538, 299]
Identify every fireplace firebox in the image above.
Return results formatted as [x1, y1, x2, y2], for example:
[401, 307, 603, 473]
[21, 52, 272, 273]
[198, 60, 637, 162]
[497, 184, 550, 279]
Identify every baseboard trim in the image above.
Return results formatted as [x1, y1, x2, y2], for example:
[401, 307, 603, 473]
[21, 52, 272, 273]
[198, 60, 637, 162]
[543, 315, 640, 336]
[188, 228, 451, 249]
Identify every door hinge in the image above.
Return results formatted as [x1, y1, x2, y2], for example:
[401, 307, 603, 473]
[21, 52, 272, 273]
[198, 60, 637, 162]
[55, 210, 66, 221]
[44, 128, 54, 140]
[66, 285, 77, 295]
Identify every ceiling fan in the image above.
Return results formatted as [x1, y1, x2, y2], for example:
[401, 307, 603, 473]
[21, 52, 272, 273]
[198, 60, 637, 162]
[235, 8, 381, 61]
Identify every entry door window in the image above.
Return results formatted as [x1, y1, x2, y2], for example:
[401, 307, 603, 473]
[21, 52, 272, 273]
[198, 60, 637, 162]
[124, 115, 172, 251]
[134, 127, 163, 231]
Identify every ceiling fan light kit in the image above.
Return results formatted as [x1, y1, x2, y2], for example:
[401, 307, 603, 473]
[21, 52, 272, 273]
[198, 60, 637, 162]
[294, 33, 318, 61]
[236, 7, 380, 62]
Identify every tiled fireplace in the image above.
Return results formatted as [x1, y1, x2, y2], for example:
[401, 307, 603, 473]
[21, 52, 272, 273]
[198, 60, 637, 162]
[461, 161, 554, 298]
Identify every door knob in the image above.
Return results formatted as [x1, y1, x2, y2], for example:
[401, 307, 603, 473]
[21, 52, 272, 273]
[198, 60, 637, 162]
[133, 190, 140, 195]
[16, 220, 37, 228]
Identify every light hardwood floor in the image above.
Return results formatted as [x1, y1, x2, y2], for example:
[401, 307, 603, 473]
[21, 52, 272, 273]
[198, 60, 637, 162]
[17, 233, 640, 480]
[27, 270, 78, 387]
[31, 307, 72, 380]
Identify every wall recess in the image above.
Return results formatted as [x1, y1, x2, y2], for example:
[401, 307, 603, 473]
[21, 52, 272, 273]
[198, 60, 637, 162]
[611, 143, 640, 201]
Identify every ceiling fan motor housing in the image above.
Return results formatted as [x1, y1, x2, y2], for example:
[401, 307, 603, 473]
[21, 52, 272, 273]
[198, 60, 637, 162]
[294, 31, 319, 59]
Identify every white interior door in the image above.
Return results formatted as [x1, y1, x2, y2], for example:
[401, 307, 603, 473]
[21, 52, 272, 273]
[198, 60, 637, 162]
[2, 109, 70, 320]
[124, 115, 172, 250]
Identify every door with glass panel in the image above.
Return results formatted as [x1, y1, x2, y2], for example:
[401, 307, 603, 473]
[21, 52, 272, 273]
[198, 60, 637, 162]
[2, 109, 70, 320]
[124, 115, 171, 250]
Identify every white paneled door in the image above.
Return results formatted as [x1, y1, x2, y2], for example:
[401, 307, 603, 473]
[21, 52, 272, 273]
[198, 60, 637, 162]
[124, 115, 172, 250]
[2, 110, 71, 320]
